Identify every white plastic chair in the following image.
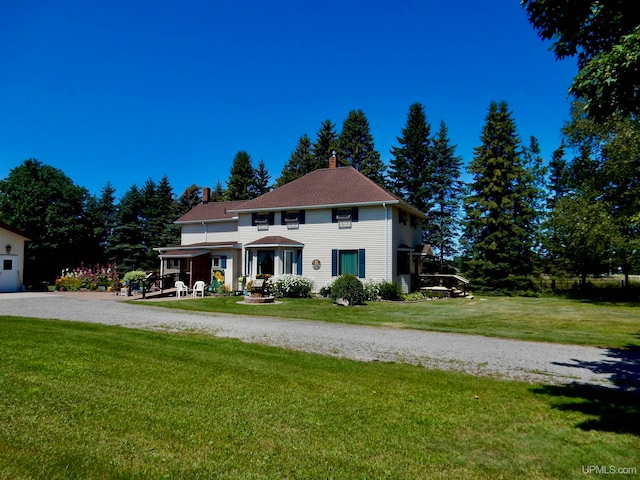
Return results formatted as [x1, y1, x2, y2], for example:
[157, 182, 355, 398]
[175, 281, 189, 298]
[192, 280, 206, 298]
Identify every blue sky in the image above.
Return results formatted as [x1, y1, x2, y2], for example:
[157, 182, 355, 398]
[1, 0, 577, 199]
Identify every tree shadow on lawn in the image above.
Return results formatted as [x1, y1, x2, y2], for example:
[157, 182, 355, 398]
[532, 338, 640, 436]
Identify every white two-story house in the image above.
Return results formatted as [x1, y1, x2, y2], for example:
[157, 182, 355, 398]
[156, 156, 431, 293]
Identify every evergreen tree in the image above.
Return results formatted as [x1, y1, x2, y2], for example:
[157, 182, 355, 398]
[107, 185, 147, 272]
[252, 159, 272, 196]
[276, 134, 314, 186]
[144, 175, 180, 261]
[428, 121, 463, 269]
[388, 102, 432, 211]
[546, 142, 569, 211]
[177, 184, 202, 216]
[226, 151, 256, 200]
[84, 182, 117, 266]
[211, 181, 226, 202]
[337, 109, 386, 185]
[462, 101, 536, 291]
[312, 119, 339, 170]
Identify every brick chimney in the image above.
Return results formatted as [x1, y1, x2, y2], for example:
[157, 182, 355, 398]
[202, 187, 211, 203]
[329, 151, 337, 169]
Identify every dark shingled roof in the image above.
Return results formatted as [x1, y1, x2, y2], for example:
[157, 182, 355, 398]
[177, 167, 426, 222]
[176, 200, 248, 223]
[230, 167, 424, 216]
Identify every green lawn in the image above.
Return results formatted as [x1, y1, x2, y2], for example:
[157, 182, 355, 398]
[142, 295, 640, 349]
[1, 317, 637, 479]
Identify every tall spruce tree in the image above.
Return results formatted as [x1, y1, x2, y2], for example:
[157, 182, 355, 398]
[312, 119, 339, 170]
[211, 180, 226, 202]
[252, 159, 271, 196]
[84, 182, 117, 266]
[107, 185, 147, 272]
[337, 109, 386, 185]
[388, 102, 432, 212]
[144, 175, 180, 262]
[429, 121, 463, 269]
[226, 151, 256, 200]
[546, 142, 569, 211]
[276, 134, 314, 186]
[177, 184, 202, 216]
[463, 101, 536, 291]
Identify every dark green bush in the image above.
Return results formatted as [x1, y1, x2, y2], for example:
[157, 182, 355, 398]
[329, 274, 366, 306]
[377, 281, 402, 300]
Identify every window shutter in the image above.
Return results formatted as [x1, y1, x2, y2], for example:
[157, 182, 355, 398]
[221, 256, 227, 269]
[281, 212, 286, 225]
[299, 210, 305, 224]
[358, 249, 365, 278]
[297, 251, 302, 275]
[268, 212, 275, 225]
[352, 207, 359, 222]
[332, 208, 338, 223]
[331, 249, 338, 276]
[251, 212, 257, 225]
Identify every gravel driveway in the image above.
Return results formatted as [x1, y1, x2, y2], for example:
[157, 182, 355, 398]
[1, 292, 636, 389]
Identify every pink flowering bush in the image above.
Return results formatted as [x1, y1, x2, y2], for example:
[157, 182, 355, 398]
[55, 263, 119, 291]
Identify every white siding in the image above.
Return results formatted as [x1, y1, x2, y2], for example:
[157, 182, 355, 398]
[238, 205, 393, 290]
[181, 220, 238, 245]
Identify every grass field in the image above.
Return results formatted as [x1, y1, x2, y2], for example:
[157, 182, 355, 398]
[143, 295, 640, 349]
[1, 317, 638, 479]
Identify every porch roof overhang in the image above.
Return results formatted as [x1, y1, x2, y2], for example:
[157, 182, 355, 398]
[154, 242, 240, 258]
[158, 249, 210, 259]
[245, 236, 304, 249]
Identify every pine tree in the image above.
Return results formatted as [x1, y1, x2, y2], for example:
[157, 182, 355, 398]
[388, 103, 432, 211]
[429, 121, 463, 269]
[107, 184, 146, 272]
[177, 184, 202, 216]
[252, 159, 272, 196]
[312, 119, 339, 170]
[463, 101, 536, 291]
[276, 134, 314, 186]
[145, 175, 180, 258]
[226, 151, 255, 200]
[84, 182, 117, 265]
[211, 180, 226, 202]
[337, 109, 386, 185]
[546, 142, 568, 211]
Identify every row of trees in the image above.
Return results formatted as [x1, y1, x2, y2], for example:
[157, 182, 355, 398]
[1, 95, 638, 291]
[2, 1, 639, 291]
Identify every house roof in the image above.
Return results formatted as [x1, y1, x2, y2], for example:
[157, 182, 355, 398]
[230, 167, 426, 218]
[0, 221, 36, 241]
[176, 200, 247, 223]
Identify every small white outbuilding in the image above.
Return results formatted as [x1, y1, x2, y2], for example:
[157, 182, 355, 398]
[0, 222, 34, 293]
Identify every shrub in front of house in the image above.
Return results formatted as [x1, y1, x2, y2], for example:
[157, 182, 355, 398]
[123, 271, 147, 283]
[271, 274, 314, 298]
[377, 281, 403, 300]
[329, 274, 366, 306]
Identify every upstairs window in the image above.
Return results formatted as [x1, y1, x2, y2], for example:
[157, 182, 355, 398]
[281, 210, 305, 230]
[332, 207, 358, 228]
[252, 212, 275, 231]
